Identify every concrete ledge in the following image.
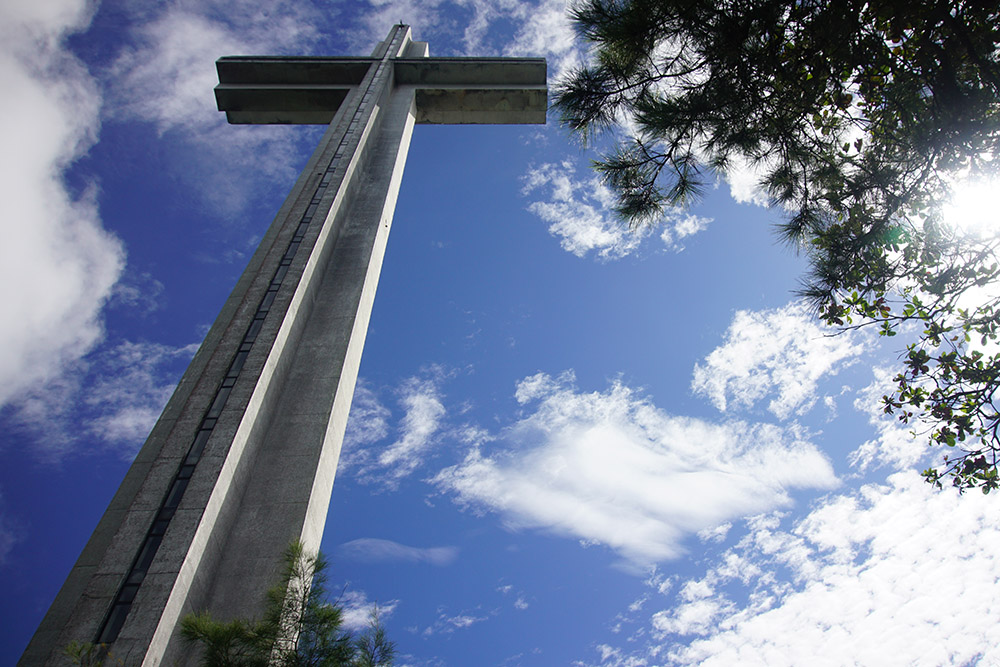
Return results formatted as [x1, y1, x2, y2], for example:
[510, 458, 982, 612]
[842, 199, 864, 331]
[394, 58, 546, 86]
[216, 57, 373, 84]
[216, 84, 351, 124]
[415, 87, 546, 124]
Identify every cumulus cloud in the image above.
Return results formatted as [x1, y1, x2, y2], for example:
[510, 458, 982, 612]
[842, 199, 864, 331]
[647, 472, 1000, 666]
[0, 0, 125, 409]
[337, 538, 457, 566]
[659, 213, 712, 251]
[435, 373, 837, 567]
[692, 301, 865, 419]
[9, 340, 197, 456]
[722, 155, 772, 208]
[522, 162, 713, 260]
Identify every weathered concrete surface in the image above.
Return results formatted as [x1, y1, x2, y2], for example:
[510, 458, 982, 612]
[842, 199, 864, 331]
[20, 24, 546, 666]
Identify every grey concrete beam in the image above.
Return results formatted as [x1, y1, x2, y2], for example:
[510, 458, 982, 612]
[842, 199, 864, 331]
[215, 84, 351, 125]
[394, 58, 546, 86]
[414, 87, 547, 124]
[216, 57, 373, 85]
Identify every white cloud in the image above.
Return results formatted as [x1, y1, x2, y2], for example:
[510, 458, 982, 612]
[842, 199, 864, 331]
[109, 3, 320, 133]
[696, 522, 732, 544]
[349, 371, 448, 487]
[650, 472, 1000, 666]
[522, 162, 713, 260]
[848, 367, 928, 472]
[692, 301, 865, 419]
[503, 0, 581, 79]
[659, 214, 712, 251]
[340, 380, 392, 468]
[357, 0, 450, 51]
[337, 590, 398, 633]
[435, 373, 837, 567]
[376, 375, 446, 482]
[421, 607, 491, 636]
[337, 538, 457, 566]
[0, 0, 125, 409]
[522, 161, 647, 260]
[358, 0, 580, 78]
[9, 340, 197, 456]
[723, 155, 771, 207]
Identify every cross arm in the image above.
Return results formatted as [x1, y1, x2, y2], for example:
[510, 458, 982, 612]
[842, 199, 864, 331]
[396, 58, 546, 124]
[215, 57, 375, 124]
[215, 55, 547, 125]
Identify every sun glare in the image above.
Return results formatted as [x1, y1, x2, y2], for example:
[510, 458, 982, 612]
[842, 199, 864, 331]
[943, 178, 1000, 239]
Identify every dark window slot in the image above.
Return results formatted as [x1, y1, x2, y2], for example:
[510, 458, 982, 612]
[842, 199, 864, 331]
[128, 534, 163, 581]
[119, 584, 141, 604]
[162, 477, 190, 510]
[97, 603, 131, 644]
[259, 291, 276, 312]
[243, 320, 263, 344]
[206, 386, 232, 419]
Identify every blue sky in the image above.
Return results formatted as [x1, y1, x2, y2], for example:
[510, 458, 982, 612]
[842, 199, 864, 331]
[4, 1, 1000, 665]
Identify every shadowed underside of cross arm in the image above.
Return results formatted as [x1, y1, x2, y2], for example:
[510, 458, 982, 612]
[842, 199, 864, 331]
[215, 56, 547, 125]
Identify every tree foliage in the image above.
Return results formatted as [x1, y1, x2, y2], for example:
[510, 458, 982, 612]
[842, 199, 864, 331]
[555, 0, 1000, 491]
[180, 542, 395, 667]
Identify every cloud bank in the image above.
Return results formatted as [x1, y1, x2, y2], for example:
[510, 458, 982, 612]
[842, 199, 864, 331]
[0, 0, 124, 409]
[653, 472, 1000, 666]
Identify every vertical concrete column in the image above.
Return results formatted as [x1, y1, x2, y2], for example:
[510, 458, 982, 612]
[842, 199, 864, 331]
[21, 24, 419, 667]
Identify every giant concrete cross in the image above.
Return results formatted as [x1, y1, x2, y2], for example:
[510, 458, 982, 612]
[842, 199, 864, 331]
[22, 25, 545, 665]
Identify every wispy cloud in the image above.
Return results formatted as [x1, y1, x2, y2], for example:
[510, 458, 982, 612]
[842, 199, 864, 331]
[8, 340, 197, 457]
[0, 0, 125, 410]
[341, 380, 392, 468]
[357, 0, 582, 78]
[105, 3, 324, 214]
[337, 589, 398, 633]
[522, 161, 714, 260]
[421, 607, 491, 636]
[0, 493, 20, 566]
[692, 301, 865, 419]
[347, 370, 449, 488]
[435, 373, 837, 568]
[337, 538, 457, 566]
[521, 162, 650, 260]
[377, 376, 446, 479]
